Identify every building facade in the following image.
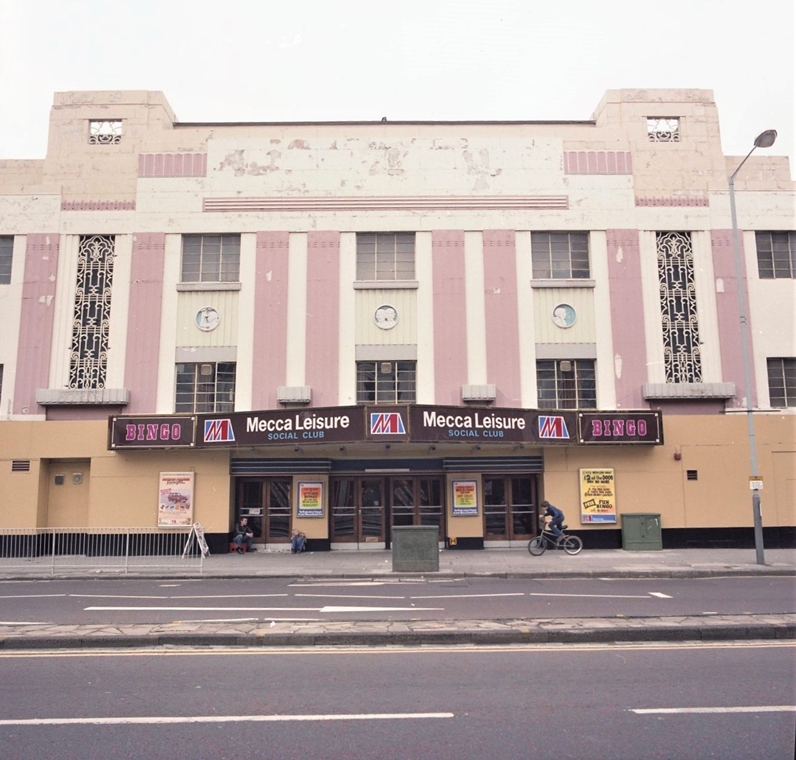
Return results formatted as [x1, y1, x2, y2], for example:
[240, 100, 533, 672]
[0, 88, 793, 552]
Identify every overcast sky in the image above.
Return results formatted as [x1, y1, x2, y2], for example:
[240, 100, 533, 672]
[1, 0, 793, 175]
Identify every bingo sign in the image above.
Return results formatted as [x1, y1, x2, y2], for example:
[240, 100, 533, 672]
[579, 468, 617, 524]
[578, 412, 663, 445]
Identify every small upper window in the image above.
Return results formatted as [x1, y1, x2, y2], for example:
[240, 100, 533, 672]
[88, 120, 123, 145]
[181, 234, 241, 283]
[756, 232, 796, 279]
[356, 360, 416, 404]
[356, 233, 415, 281]
[537, 359, 596, 409]
[531, 232, 590, 279]
[647, 117, 680, 143]
[0, 237, 12, 284]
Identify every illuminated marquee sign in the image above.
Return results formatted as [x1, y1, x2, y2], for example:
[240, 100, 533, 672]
[577, 411, 663, 444]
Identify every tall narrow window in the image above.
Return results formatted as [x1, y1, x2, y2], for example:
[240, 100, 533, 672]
[70, 235, 115, 389]
[181, 234, 241, 283]
[175, 362, 236, 413]
[356, 233, 415, 281]
[536, 360, 596, 409]
[356, 361, 416, 404]
[767, 358, 796, 407]
[0, 236, 12, 284]
[657, 231, 701, 383]
[531, 232, 590, 279]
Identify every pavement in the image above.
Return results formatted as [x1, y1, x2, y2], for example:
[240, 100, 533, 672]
[1, 547, 794, 650]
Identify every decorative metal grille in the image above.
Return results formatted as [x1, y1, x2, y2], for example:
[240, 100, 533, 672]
[69, 235, 115, 389]
[647, 117, 680, 143]
[657, 231, 701, 383]
[89, 120, 122, 144]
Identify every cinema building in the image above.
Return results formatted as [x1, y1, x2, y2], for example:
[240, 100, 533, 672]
[0, 88, 793, 553]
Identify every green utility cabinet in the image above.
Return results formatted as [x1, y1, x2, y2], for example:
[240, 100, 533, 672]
[621, 513, 662, 551]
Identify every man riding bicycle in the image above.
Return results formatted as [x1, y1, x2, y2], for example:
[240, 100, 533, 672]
[541, 500, 566, 539]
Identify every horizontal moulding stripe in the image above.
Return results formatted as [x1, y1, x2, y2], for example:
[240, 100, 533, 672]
[231, 458, 333, 475]
[442, 456, 544, 473]
[203, 196, 569, 212]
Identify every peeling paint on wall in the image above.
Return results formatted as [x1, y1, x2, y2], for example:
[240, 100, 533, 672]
[218, 149, 281, 176]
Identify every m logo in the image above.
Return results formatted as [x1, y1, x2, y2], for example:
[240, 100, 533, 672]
[538, 416, 570, 439]
[204, 419, 236, 443]
[370, 412, 406, 435]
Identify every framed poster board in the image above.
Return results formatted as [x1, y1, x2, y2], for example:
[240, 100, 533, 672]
[579, 468, 616, 524]
[297, 481, 324, 518]
[452, 480, 479, 516]
[158, 472, 195, 527]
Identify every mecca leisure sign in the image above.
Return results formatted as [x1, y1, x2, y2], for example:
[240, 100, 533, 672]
[108, 407, 663, 449]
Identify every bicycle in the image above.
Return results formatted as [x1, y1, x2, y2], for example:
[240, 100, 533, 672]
[527, 527, 583, 556]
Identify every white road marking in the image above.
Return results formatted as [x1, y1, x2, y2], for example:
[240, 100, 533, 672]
[648, 592, 673, 598]
[410, 593, 524, 600]
[0, 594, 66, 599]
[320, 606, 444, 612]
[0, 712, 455, 726]
[528, 593, 652, 599]
[72, 594, 289, 600]
[294, 593, 405, 600]
[631, 706, 795, 714]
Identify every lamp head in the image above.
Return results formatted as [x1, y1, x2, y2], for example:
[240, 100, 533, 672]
[754, 130, 777, 149]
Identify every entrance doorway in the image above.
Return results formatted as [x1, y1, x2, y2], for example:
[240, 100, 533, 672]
[482, 474, 538, 542]
[330, 476, 445, 547]
[236, 478, 292, 546]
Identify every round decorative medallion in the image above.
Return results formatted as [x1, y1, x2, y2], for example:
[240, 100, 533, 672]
[196, 306, 221, 332]
[551, 303, 577, 329]
[374, 304, 399, 330]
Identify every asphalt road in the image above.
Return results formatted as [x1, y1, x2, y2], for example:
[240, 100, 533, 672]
[0, 641, 793, 760]
[0, 576, 793, 626]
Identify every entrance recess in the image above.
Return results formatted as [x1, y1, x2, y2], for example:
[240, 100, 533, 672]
[330, 476, 444, 546]
[236, 478, 292, 545]
[483, 475, 538, 541]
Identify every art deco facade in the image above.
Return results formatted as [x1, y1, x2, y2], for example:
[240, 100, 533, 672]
[0, 88, 793, 551]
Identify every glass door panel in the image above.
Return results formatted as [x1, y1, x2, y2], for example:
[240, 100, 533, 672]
[266, 478, 291, 543]
[331, 478, 356, 542]
[360, 479, 385, 542]
[483, 476, 507, 539]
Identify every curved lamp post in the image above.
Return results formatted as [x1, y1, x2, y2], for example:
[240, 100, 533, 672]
[728, 129, 777, 565]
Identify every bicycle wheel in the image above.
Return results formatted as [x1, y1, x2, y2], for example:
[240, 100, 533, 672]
[528, 536, 546, 556]
[561, 535, 583, 555]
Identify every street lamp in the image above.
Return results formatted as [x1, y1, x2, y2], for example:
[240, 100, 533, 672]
[728, 129, 777, 565]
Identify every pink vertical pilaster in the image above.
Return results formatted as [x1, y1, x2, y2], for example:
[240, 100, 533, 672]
[712, 229, 755, 408]
[432, 231, 468, 405]
[305, 232, 340, 407]
[14, 234, 60, 414]
[124, 233, 165, 413]
[483, 230, 521, 406]
[606, 230, 647, 408]
[251, 232, 290, 410]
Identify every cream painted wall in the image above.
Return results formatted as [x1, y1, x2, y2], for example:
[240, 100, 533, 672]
[515, 232, 537, 408]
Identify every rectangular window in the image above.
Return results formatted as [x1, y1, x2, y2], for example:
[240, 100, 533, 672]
[767, 358, 796, 407]
[356, 233, 415, 281]
[756, 232, 796, 279]
[536, 359, 596, 409]
[0, 237, 12, 284]
[88, 120, 122, 144]
[531, 232, 590, 279]
[175, 362, 236, 413]
[181, 234, 241, 283]
[356, 361, 416, 404]
[647, 117, 680, 143]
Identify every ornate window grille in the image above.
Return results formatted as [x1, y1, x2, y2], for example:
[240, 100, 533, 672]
[657, 231, 701, 383]
[88, 120, 122, 144]
[69, 235, 115, 389]
[647, 117, 680, 143]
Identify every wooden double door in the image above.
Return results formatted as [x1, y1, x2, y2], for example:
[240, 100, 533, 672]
[330, 475, 445, 547]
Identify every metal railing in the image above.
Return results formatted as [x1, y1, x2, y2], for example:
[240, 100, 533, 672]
[0, 527, 205, 575]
